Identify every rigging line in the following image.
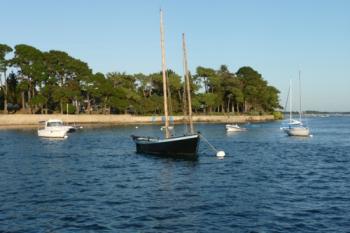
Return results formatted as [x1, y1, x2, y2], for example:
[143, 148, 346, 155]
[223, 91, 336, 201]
[299, 70, 302, 122]
[284, 82, 290, 116]
[199, 134, 219, 153]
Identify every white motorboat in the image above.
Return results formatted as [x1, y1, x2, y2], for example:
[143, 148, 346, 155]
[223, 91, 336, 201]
[226, 124, 247, 132]
[37, 119, 69, 138]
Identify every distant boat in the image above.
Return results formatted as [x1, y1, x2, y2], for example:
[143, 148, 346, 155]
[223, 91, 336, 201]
[284, 72, 310, 137]
[38, 119, 69, 138]
[226, 124, 247, 132]
[160, 125, 174, 131]
[131, 10, 200, 159]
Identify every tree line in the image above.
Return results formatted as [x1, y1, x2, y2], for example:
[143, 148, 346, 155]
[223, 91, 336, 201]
[0, 43, 281, 115]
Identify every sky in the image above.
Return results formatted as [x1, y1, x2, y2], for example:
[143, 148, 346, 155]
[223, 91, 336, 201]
[1, 0, 349, 111]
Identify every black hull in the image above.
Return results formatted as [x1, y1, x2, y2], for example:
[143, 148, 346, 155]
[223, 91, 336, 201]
[132, 134, 200, 160]
[67, 128, 76, 133]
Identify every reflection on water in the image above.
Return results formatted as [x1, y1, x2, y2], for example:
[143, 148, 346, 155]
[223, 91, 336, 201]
[1, 117, 350, 232]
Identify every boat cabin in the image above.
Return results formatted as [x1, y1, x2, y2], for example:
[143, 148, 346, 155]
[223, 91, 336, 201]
[45, 119, 64, 127]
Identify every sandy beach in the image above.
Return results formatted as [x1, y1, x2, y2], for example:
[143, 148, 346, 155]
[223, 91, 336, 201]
[0, 114, 274, 129]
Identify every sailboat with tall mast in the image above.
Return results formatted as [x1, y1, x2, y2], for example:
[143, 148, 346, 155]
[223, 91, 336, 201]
[281, 79, 302, 131]
[131, 10, 200, 159]
[284, 71, 310, 137]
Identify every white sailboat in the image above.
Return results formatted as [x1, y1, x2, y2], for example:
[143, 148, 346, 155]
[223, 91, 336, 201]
[281, 79, 301, 131]
[284, 72, 310, 137]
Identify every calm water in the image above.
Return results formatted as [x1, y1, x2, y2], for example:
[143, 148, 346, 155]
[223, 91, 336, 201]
[1, 117, 350, 232]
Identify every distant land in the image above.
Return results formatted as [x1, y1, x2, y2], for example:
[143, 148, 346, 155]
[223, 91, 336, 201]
[305, 111, 350, 114]
[283, 111, 350, 115]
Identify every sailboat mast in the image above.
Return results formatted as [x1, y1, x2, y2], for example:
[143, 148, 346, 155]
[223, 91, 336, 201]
[182, 33, 194, 134]
[299, 70, 302, 122]
[182, 40, 188, 132]
[289, 79, 292, 123]
[160, 9, 170, 138]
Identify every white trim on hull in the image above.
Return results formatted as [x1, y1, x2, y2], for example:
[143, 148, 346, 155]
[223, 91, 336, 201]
[135, 134, 199, 144]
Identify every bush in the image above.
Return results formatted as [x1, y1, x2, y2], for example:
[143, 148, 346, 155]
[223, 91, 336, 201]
[273, 111, 283, 120]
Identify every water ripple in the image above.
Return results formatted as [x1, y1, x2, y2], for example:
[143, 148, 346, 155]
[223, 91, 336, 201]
[1, 118, 350, 232]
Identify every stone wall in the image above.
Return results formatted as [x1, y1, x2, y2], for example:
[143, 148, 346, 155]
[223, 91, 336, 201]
[0, 114, 274, 127]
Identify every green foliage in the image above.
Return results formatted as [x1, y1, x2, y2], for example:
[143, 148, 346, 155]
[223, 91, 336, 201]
[0, 44, 14, 113]
[273, 111, 283, 120]
[202, 93, 219, 108]
[30, 94, 47, 106]
[63, 104, 76, 114]
[0, 44, 13, 72]
[191, 95, 201, 111]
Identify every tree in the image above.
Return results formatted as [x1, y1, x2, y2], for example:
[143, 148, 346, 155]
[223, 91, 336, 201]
[11, 44, 45, 112]
[1, 43, 281, 116]
[200, 93, 219, 113]
[0, 44, 13, 113]
[231, 87, 244, 112]
[236, 66, 279, 113]
[106, 72, 141, 113]
[45, 50, 92, 114]
[196, 66, 219, 94]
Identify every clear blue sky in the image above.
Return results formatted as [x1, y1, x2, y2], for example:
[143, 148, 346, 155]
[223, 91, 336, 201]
[2, 0, 349, 111]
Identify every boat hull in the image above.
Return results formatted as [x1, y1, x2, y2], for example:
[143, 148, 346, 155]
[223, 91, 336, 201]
[286, 127, 310, 137]
[63, 126, 76, 133]
[38, 129, 68, 138]
[226, 124, 246, 132]
[132, 134, 200, 160]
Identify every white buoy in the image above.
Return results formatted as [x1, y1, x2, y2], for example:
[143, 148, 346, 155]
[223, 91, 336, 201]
[135, 126, 138, 129]
[216, 150, 226, 158]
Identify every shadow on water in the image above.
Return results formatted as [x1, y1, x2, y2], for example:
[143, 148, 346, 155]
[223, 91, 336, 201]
[135, 152, 199, 163]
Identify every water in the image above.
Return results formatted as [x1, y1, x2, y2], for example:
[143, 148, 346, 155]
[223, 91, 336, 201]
[1, 117, 350, 232]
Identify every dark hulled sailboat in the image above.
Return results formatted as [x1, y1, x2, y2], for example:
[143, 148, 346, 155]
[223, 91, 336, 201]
[132, 134, 200, 159]
[132, 10, 200, 160]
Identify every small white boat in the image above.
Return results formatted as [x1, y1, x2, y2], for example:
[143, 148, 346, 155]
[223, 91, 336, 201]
[160, 125, 174, 131]
[38, 119, 69, 138]
[226, 124, 247, 132]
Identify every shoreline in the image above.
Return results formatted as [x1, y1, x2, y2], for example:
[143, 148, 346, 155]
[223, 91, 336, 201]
[0, 114, 274, 129]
